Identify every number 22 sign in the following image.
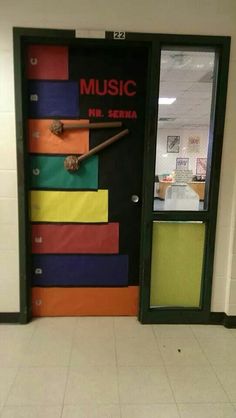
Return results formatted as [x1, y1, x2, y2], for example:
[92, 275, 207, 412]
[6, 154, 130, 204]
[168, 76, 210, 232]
[113, 31, 126, 40]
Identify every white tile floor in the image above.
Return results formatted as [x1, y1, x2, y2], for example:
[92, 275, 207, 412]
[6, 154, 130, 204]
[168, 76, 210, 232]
[1, 318, 236, 417]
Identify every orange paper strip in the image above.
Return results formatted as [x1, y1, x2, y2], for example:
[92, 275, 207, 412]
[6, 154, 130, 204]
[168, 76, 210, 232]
[32, 286, 139, 316]
[28, 119, 89, 154]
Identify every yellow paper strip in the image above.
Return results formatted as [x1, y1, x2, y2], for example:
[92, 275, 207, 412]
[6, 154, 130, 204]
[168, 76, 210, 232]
[30, 190, 108, 223]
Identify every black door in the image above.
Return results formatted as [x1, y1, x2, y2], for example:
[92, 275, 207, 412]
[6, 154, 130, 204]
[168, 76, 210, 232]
[20, 35, 150, 316]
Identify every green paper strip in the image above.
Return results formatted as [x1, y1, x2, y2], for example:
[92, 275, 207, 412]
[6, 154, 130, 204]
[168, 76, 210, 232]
[30, 155, 98, 190]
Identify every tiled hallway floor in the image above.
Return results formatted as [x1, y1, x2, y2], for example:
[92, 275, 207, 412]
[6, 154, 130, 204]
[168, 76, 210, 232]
[1, 317, 236, 417]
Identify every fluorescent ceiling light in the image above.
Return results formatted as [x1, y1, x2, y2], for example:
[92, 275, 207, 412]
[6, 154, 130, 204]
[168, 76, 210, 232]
[159, 97, 176, 105]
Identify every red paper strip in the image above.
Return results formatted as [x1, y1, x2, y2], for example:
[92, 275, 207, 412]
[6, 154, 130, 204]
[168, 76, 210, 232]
[27, 45, 68, 80]
[31, 223, 119, 254]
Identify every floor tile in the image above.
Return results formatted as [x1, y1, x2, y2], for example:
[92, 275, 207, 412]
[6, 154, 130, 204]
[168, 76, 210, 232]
[214, 364, 236, 402]
[70, 335, 116, 367]
[158, 337, 209, 366]
[0, 322, 37, 340]
[167, 364, 228, 403]
[33, 317, 77, 338]
[229, 329, 236, 338]
[152, 325, 194, 340]
[0, 406, 62, 418]
[191, 325, 235, 341]
[0, 368, 18, 408]
[2, 319, 236, 417]
[75, 317, 114, 340]
[21, 332, 72, 367]
[121, 404, 179, 418]
[6, 367, 67, 406]
[64, 365, 119, 405]
[178, 403, 236, 418]
[114, 317, 154, 339]
[116, 337, 163, 366]
[20, 317, 76, 367]
[0, 341, 27, 368]
[0, 325, 36, 367]
[198, 338, 236, 366]
[118, 366, 174, 404]
[62, 404, 121, 418]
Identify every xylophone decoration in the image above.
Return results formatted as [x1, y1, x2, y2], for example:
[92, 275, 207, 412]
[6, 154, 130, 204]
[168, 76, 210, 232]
[27, 42, 146, 315]
[49, 119, 123, 135]
[64, 129, 129, 172]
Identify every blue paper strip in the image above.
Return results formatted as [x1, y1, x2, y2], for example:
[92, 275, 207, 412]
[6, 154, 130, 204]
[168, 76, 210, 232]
[32, 255, 128, 286]
[28, 81, 79, 118]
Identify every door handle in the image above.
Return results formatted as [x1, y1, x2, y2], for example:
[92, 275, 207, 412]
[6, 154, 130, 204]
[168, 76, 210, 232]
[131, 195, 140, 203]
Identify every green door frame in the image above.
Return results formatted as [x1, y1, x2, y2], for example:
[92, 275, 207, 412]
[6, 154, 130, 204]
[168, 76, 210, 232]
[138, 34, 231, 324]
[13, 28, 230, 324]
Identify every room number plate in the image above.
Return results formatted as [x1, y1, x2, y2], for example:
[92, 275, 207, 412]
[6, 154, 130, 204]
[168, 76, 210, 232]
[113, 31, 126, 40]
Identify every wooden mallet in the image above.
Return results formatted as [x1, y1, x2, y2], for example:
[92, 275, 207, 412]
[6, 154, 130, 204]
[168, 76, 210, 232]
[64, 129, 129, 171]
[50, 119, 123, 135]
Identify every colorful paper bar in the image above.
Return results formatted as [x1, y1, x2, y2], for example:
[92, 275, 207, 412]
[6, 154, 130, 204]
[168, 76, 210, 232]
[27, 119, 89, 155]
[27, 45, 68, 80]
[31, 255, 128, 286]
[32, 286, 139, 316]
[31, 223, 119, 254]
[30, 190, 108, 223]
[30, 155, 98, 190]
[28, 81, 79, 118]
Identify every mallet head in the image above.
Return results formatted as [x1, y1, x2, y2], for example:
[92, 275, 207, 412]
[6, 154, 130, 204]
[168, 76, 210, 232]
[49, 120, 64, 135]
[64, 155, 80, 171]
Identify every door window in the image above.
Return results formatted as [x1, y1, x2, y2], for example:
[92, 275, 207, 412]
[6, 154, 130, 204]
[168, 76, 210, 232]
[154, 47, 217, 211]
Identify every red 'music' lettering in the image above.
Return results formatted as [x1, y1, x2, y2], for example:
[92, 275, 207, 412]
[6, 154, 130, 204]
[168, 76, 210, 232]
[80, 78, 136, 96]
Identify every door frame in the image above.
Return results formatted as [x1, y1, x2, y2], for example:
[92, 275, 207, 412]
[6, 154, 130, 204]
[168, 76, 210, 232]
[138, 34, 231, 324]
[14, 27, 76, 323]
[13, 28, 230, 324]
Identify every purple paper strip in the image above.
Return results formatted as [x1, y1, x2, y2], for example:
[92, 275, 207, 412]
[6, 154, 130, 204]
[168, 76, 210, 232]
[28, 81, 79, 118]
[32, 254, 128, 286]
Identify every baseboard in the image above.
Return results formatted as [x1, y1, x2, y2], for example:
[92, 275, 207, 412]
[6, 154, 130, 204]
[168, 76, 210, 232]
[0, 312, 21, 323]
[209, 312, 236, 328]
[222, 314, 236, 328]
[1, 310, 235, 327]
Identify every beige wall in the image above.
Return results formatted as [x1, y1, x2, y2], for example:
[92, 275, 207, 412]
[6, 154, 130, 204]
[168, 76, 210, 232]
[0, 0, 236, 314]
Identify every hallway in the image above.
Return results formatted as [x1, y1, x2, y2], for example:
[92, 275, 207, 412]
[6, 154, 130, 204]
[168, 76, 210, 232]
[0, 317, 236, 417]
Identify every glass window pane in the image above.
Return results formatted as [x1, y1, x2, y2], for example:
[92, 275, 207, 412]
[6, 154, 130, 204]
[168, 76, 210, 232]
[150, 222, 205, 307]
[154, 47, 217, 211]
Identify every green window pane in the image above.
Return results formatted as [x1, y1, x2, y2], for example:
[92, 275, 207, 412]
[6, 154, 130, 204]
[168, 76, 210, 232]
[150, 222, 205, 307]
